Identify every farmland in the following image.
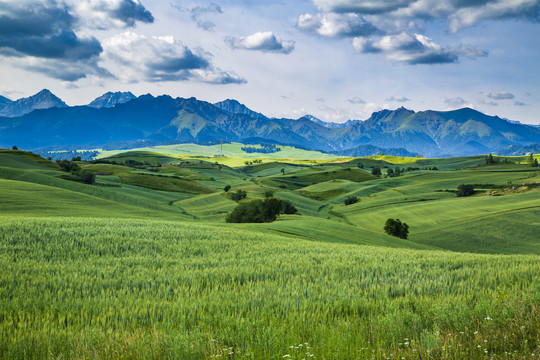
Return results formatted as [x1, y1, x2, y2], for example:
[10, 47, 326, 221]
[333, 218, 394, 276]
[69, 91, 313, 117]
[0, 147, 539, 359]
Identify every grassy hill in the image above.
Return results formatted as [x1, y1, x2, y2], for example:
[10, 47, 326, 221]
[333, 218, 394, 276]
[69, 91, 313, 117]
[0, 148, 538, 359]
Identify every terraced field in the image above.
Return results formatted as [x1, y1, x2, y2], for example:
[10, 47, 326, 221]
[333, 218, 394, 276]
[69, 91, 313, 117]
[0, 148, 538, 359]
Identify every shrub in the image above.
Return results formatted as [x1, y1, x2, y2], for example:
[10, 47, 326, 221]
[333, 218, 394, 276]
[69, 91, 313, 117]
[344, 196, 359, 205]
[384, 218, 409, 239]
[264, 190, 274, 198]
[79, 171, 96, 185]
[223, 184, 231, 192]
[56, 160, 81, 173]
[457, 184, 475, 197]
[226, 198, 297, 223]
[229, 189, 247, 202]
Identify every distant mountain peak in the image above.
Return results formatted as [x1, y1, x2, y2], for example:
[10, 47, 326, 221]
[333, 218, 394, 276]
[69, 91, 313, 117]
[0, 89, 67, 117]
[214, 99, 267, 120]
[88, 91, 136, 108]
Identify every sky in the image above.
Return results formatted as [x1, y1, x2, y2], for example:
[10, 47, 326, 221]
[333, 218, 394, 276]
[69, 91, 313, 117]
[0, 0, 539, 124]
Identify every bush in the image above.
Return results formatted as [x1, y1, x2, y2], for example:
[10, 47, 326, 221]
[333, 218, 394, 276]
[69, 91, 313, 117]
[371, 167, 381, 176]
[223, 184, 231, 192]
[229, 189, 247, 202]
[344, 196, 358, 205]
[56, 160, 81, 173]
[226, 198, 297, 223]
[384, 218, 409, 239]
[264, 190, 274, 198]
[79, 171, 96, 184]
[457, 184, 475, 197]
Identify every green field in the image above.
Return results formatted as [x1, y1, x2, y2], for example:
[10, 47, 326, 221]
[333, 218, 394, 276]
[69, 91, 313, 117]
[0, 148, 539, 359]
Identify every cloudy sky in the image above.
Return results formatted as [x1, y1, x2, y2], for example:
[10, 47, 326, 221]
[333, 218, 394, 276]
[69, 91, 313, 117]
[1, 0, 539, 124]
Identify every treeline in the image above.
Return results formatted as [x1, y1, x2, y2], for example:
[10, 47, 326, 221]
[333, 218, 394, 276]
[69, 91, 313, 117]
[241, 144, 281, 154]
[35, 150, 99, 161]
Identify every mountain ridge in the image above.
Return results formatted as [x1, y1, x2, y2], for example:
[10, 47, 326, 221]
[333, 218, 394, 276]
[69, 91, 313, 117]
[1, 90, 539, 157]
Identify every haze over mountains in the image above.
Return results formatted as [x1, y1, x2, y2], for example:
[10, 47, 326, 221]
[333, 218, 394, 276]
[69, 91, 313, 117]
[0, 90, 539, 157]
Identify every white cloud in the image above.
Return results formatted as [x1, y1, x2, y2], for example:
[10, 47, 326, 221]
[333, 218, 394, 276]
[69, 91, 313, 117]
[353, 33, 486, 64]
[297, 12, 379, 38]
[69, 0, 154, 29]
[313, 0, 415, 14]
[226, 32, 295, 54]
[348, 96, 366, 104]
[488, 92, 515, 100]
[387, 95, 410, 102]
[445, 96, 467, 108]
[102, 32, 245, 84]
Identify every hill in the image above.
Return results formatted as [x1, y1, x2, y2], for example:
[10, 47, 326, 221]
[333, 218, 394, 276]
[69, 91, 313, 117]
[87, 91, 136, 108]
[0, 149, 539, 359]
[497, 142, 540, 156]
[1, 91, 540, 157]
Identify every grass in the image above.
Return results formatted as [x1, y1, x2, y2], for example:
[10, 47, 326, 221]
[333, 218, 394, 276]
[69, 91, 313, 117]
[0, 148, 539, 359]
[0, 216, 538, 360]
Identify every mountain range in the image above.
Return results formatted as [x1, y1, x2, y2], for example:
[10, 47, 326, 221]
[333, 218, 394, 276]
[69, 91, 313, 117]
[1, 90, 539, 157]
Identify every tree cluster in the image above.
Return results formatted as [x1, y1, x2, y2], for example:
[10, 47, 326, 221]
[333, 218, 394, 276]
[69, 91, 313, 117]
[457, 184, 475, 197]
[371, 167, 382, 176]
[244, 159, 263, 165]
[226, 198, 297, 223]
[527, 154, 538, 167]
[384, 218, 409, 239]
[241, 144, 281, 154]
[228, 189, 247, 202]
[56, 160, 95, 184]
[344, 196, 359, 205]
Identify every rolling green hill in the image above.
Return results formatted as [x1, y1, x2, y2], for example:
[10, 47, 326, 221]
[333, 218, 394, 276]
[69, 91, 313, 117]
[0, 148, 538, 359]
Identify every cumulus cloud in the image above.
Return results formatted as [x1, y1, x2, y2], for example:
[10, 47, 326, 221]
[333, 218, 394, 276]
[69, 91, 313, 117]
[445, 97, 467, 108]
[103, 32, 245, 84]
[387, 95, 411, 102]
[311, 0, 540, 31]
[487, 92, 515, 100]
[0, 0, 153, 81]
[348, 96, 366, 104]
[353, 33, 486, 64]
[226, 32, 295, 54]
[70, 0, 154, 29]
[297, 12, 380, 38]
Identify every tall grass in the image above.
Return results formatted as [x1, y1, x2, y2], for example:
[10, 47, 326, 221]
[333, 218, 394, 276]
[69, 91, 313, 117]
[0, 216, 538, 359]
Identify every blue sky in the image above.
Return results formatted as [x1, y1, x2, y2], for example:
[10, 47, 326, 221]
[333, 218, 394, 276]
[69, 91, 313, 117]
[0, 0, 539, 124]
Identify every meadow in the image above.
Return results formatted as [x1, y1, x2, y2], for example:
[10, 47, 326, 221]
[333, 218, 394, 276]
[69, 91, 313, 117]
[0, 148, 539, 359]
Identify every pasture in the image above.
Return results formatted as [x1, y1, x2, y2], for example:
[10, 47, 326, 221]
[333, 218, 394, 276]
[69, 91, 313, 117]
[0, 148, 538, 359]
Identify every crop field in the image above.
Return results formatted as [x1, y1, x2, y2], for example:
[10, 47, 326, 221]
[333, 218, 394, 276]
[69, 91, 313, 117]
[0, 148, 539, 359]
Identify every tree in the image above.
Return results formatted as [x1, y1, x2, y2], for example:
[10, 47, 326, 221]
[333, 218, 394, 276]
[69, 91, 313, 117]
[12, 145, 18, 150]
[226, 198, 296, 223]
[384, 218, 409, 239]
[229, 189, 247, 201]
[264, 190, 274, 198]
[457, 184, 475, 197]
[527, 154, 535, 167]
[485, 153, 497, 165]
[79, 171, 95, 184]
[72, 156, 82, 162]
[280, 168, 285, 175]
[371, 167, 381, 176]
[386, 168, 394, 177]
[56, 160, 81, 173]
[344, 196, 358, 205]
[534, 159, 539, 167]
[223, 184, 231, 192]
[357, 163, 364, 169]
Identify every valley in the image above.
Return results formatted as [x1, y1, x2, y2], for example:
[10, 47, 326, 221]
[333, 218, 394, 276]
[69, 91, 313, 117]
[0, 146, 538, 359]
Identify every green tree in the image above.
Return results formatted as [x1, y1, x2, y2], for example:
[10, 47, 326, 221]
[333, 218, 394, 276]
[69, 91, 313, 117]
[534, 159, 539, 167]
[527, 154, 535, 167]
[12, 145, 18, 150]
[226, 198, 297, 223]
[371, 167, 381, 176]
[384, 218, 409, 239]
[344, 196, 358, 205]
[280, 168, 285, 175]
[457, 184, 475, 197]
[223, 184, 231, 192]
